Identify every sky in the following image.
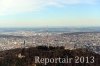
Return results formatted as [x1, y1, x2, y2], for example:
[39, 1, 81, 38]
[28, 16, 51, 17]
[0, 0, 100, 27]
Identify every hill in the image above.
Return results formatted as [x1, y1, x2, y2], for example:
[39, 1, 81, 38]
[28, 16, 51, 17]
[0, 46, 99, 66]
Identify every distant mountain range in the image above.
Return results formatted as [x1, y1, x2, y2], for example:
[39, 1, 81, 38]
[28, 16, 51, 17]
[0, 27, 100, 32]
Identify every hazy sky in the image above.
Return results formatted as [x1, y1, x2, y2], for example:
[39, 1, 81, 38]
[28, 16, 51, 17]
[0, 0, 100, 27]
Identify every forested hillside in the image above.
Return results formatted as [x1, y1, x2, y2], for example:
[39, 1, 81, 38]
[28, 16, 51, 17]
[0, 46, 99, 66]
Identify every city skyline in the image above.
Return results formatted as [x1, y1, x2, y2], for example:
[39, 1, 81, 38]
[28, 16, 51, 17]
[0, 0, 100, 27]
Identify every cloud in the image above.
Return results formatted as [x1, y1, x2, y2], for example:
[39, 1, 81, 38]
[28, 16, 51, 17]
[0, 0, 98, 16]
[81, 0, 97, 4]
[0, 0, 46, 15]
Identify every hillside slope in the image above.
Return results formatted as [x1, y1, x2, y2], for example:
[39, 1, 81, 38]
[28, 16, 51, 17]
[0, 46, 99, 66]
